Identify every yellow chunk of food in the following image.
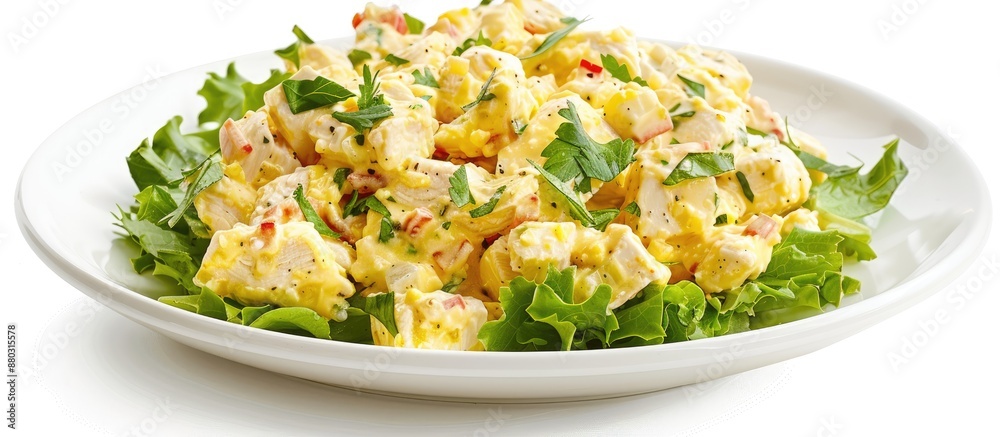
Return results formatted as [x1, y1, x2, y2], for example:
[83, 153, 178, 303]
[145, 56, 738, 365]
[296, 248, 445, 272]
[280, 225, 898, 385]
[194, 222, 356, 321]
[371, 289, 488, 351]
[195, 162, 256, 234]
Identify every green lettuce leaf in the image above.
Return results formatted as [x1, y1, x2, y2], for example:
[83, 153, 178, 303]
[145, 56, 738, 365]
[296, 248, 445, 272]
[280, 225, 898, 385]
[814, 208, 877, 261]
[348, 293, 398, 337]
[329, 307, 375, 344]
[196, 63, 247, 126]
[161, 155, 223, 228]
[525, 266, 616, 351]
[157, 287, 230, 320]
[240, 304, 273, 326]
[662, 281, 707, 342]
[197, 62, 292, 122]
[478, 276, 541, 351]
[116, 210, 205, 293]
[746, 227, 862, 328]
[126, 117, 215, 191]
[248, 307, 332, 339]
[133, 185, 178, 224]
[608, 285, 665, 347]
[242, 69, 291, 113]
[811, 138, 908, 220]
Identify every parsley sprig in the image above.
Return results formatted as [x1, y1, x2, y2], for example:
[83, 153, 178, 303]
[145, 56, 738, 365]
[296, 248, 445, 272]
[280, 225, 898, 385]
[448, 165, 476, 207]
[333, 65, 393, 143]
[412, 67, 439, 88]
[540, 100, 636, 192]
[293, 184, 340, 238]
[522, 17, 588, 59]
[527, 100, 636, 228]
[453, 31, 492, 56]
[282, 76, 355, 114]
[449, 165, 507, 217]
[461, 68, 498, 111]
[274, 25, 315, 68]
[601, 54, 647, 86]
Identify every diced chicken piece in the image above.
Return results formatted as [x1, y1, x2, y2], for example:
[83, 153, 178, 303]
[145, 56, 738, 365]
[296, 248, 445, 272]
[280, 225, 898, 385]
[219, 110, 301, 188]
[670, 98, 745, 149]
[390, 158, 460, 207]
[687, 215, 782, 293]
[558, 62, 625, 110]
[524, 74, 558, 107]
[352, 229, 444, 294]
[476, 2, 533, 53]
[384, 262, 444, 296]
[676, 45, 752, 103]
[621, 140, 723, 244]
[194, 162, 257, 234]
[309, 76, 437, 175]
[283, 43, 355, 81]
[719, 137, 811, 217]
[309, 113, 371, 171]
[435, 46, 533, 122]
[642, 41, 683, 78]
[377, 32, 456, 70]
[346, 171, 387, 195]
[507, 222, 577, 283]
[479, 236, 518, 301]
[497, 94, 618, 176]
[504, 222, 669, 309]
[350, 156, 536, 296]
[572, 224, 671, 308]
[448, 169, 541, 237]
[264, 66, 329, 166]
[426, 6, 481, 44]
[248, 166, 353, 245]
[349, 186, 475, 295]
[367, 83, 439, 173]
[389, 159, 540, 238]
[521, 27, 643, 87]
[604, 83, 673, 143]
[194, 222, 357, 321]
[353, 4, 419, 55]
[435, 47, 538, 158]
[743, 95, 785, 140]
[371, 290, 488, 351]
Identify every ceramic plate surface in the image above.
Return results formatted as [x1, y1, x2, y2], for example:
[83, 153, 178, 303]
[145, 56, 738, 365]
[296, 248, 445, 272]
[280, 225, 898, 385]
[16, 39, 991, 402]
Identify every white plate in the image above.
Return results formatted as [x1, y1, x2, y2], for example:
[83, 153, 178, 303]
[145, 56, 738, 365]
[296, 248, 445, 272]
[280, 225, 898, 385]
[15, 40, 991, 402]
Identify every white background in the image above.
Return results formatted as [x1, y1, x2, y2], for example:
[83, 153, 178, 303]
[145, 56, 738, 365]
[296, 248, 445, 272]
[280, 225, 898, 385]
[1, 0, 997, 436]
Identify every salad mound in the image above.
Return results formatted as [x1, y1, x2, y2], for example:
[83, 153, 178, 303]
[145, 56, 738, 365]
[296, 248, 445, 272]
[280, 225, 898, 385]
[114, 1, 906, 351]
